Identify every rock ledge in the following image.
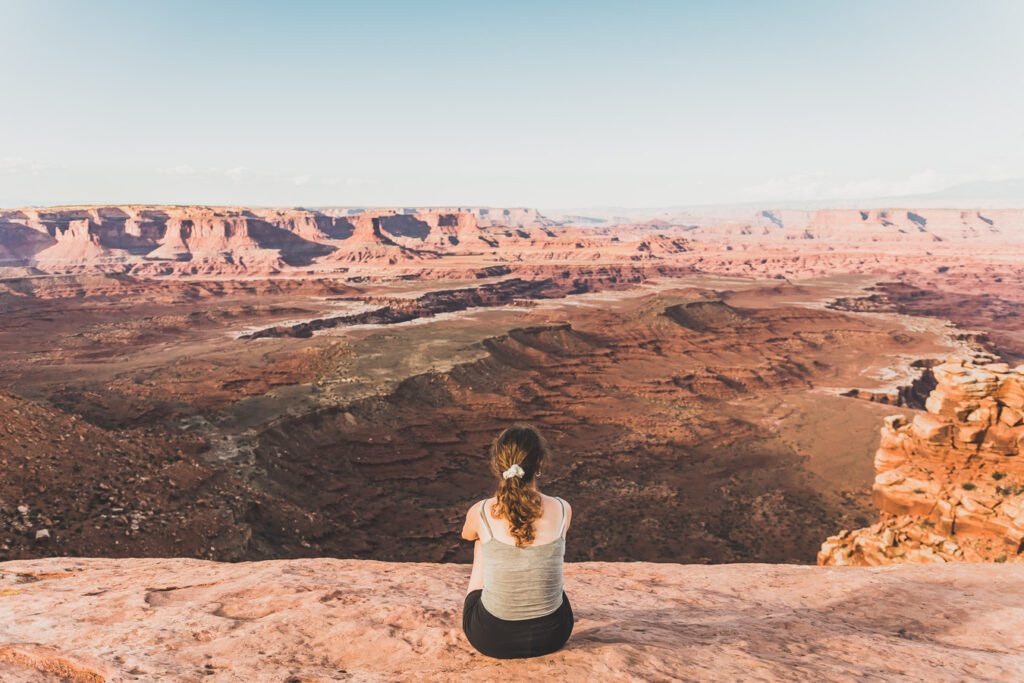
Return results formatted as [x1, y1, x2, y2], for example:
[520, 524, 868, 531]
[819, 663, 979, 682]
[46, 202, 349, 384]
[1, 558, 1022, 681]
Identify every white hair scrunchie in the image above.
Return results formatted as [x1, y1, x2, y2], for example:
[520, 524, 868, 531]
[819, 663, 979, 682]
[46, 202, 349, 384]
[502, 463, 525, 480]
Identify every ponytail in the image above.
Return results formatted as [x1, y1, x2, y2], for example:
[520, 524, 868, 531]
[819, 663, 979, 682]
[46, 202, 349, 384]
[489, 426, 547, 547]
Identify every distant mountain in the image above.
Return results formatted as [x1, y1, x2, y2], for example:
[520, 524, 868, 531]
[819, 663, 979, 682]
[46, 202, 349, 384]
[893, 178, 1024, 208]
[546, 179, 1024, 226]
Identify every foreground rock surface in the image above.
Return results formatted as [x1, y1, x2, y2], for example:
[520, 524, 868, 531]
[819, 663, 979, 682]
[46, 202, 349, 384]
[820, 355, 1024, 565]
[1, 559, 1022, 682]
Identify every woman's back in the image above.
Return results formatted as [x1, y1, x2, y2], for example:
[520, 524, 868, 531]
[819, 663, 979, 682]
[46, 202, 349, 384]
[461, 423, 574, 659]
[480, 493, 567, 545]
[478, 495, 567, 621]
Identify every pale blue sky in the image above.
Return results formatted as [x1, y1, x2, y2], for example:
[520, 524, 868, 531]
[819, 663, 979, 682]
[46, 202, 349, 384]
[1, 0, 1022, 207]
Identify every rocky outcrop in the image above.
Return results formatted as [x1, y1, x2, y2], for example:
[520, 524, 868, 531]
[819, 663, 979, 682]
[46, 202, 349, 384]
[450, 206, 552, 229]
[819, 355, 1024, 565]
[629, 208, 1024, 244]
[32, 220, 120, 266]
[0, 558, 1021, 681]
[0, 219, 54, 264]
[0, 205, 696, 276]
[322, 212, 438, 264]
[142, 213, 305, 273]
[11, 204, 1024, 279]
[372, 210, 484, 252]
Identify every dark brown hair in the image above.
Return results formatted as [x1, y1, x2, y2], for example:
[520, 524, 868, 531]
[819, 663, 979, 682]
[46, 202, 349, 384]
[490, 424, 548, 547]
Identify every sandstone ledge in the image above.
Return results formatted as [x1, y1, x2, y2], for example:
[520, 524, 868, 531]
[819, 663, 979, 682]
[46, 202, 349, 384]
[0, 559, 1022, 682]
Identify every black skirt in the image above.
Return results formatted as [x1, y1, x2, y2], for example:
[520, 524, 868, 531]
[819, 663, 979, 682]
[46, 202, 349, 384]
[462, 589, 574, 659]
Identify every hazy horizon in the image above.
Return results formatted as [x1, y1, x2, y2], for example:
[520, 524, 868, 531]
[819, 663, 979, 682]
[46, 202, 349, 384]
[3, 1, 1023, 207]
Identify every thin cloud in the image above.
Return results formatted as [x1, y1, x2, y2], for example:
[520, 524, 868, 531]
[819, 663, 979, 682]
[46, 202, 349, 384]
[164, 165, 248, 181]
[0, 157, 48, 175]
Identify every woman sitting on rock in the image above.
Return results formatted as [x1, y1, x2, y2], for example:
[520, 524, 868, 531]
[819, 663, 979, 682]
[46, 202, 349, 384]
[461, 424, 574, 659]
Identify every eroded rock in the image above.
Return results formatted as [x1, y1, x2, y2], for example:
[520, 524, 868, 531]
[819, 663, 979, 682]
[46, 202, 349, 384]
[820, 356, 1024, 565]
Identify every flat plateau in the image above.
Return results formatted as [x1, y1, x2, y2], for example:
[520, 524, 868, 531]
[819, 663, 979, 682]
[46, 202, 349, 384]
[1, 558, 1021, 682]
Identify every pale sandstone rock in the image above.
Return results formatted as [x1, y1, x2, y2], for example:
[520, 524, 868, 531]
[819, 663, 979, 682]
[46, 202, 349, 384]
[1001, 406, 1023, 426]
[956, 423, 987, 445]
[911, 413, 951, 444]
[1, 558, 1023, 682]
[966, 403, 996, 423]
[883, 414, 908, 430]
[33, 220, 119, 267]
[874, 446, 907, 472]
[925, 392, 954, 415]
[876, 470, 905, 487]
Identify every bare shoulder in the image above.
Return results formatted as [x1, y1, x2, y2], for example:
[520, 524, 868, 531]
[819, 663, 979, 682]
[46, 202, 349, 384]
[543, 494, 572, 515]
[547, 495, 572, 533]
[545, 493, 571, 508]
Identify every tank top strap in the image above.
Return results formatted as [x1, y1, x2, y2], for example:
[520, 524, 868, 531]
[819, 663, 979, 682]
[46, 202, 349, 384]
[557, 497, 567, 538]
[478, 499, 494, 540]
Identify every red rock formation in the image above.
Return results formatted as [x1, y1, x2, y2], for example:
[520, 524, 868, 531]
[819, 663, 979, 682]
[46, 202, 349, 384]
[32, 219, 120, 266]
[0, 218, 53, 263]
[469, 206, 552, 228]
[819, 355, 1024, 565]
[614, 208, 1024, 244]
[6, 204, 1024, 280]
[143, 211, 292, 274]
[0, 204, 686, 275]
[322, 212, 438, 264]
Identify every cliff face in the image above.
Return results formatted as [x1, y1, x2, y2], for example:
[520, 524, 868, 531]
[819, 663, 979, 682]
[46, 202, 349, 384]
[32, 219, 118, 266]
[12, 204, 1024, 278]
[686, 208, 1024, 244]
[1, 558, 1021, 682]
[819, 356, 1024, 565]
[1, 206, 662, 275]
[768, 209, 1024, 242]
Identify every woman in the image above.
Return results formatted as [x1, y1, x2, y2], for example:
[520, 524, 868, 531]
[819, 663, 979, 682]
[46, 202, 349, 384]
[461, 424, 574, 659]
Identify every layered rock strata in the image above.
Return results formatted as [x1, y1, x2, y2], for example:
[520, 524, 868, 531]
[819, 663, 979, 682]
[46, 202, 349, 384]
[0, 205, 690, 275]
[819, 356, 1024, 565]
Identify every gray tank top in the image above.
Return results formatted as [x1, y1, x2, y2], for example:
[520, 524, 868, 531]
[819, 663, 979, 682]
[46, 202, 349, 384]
[479, 497, 566, 621]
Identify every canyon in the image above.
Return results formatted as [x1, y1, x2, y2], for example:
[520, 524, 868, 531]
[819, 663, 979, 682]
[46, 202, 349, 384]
[3, 205, 1024, 567]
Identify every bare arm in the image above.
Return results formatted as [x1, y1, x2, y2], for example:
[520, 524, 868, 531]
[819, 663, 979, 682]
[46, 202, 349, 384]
[461, 500, 482, 541]
[562, 499, 573, 536]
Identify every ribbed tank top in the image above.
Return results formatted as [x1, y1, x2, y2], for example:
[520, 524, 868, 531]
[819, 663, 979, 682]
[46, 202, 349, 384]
[479, 497, 566, 621]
